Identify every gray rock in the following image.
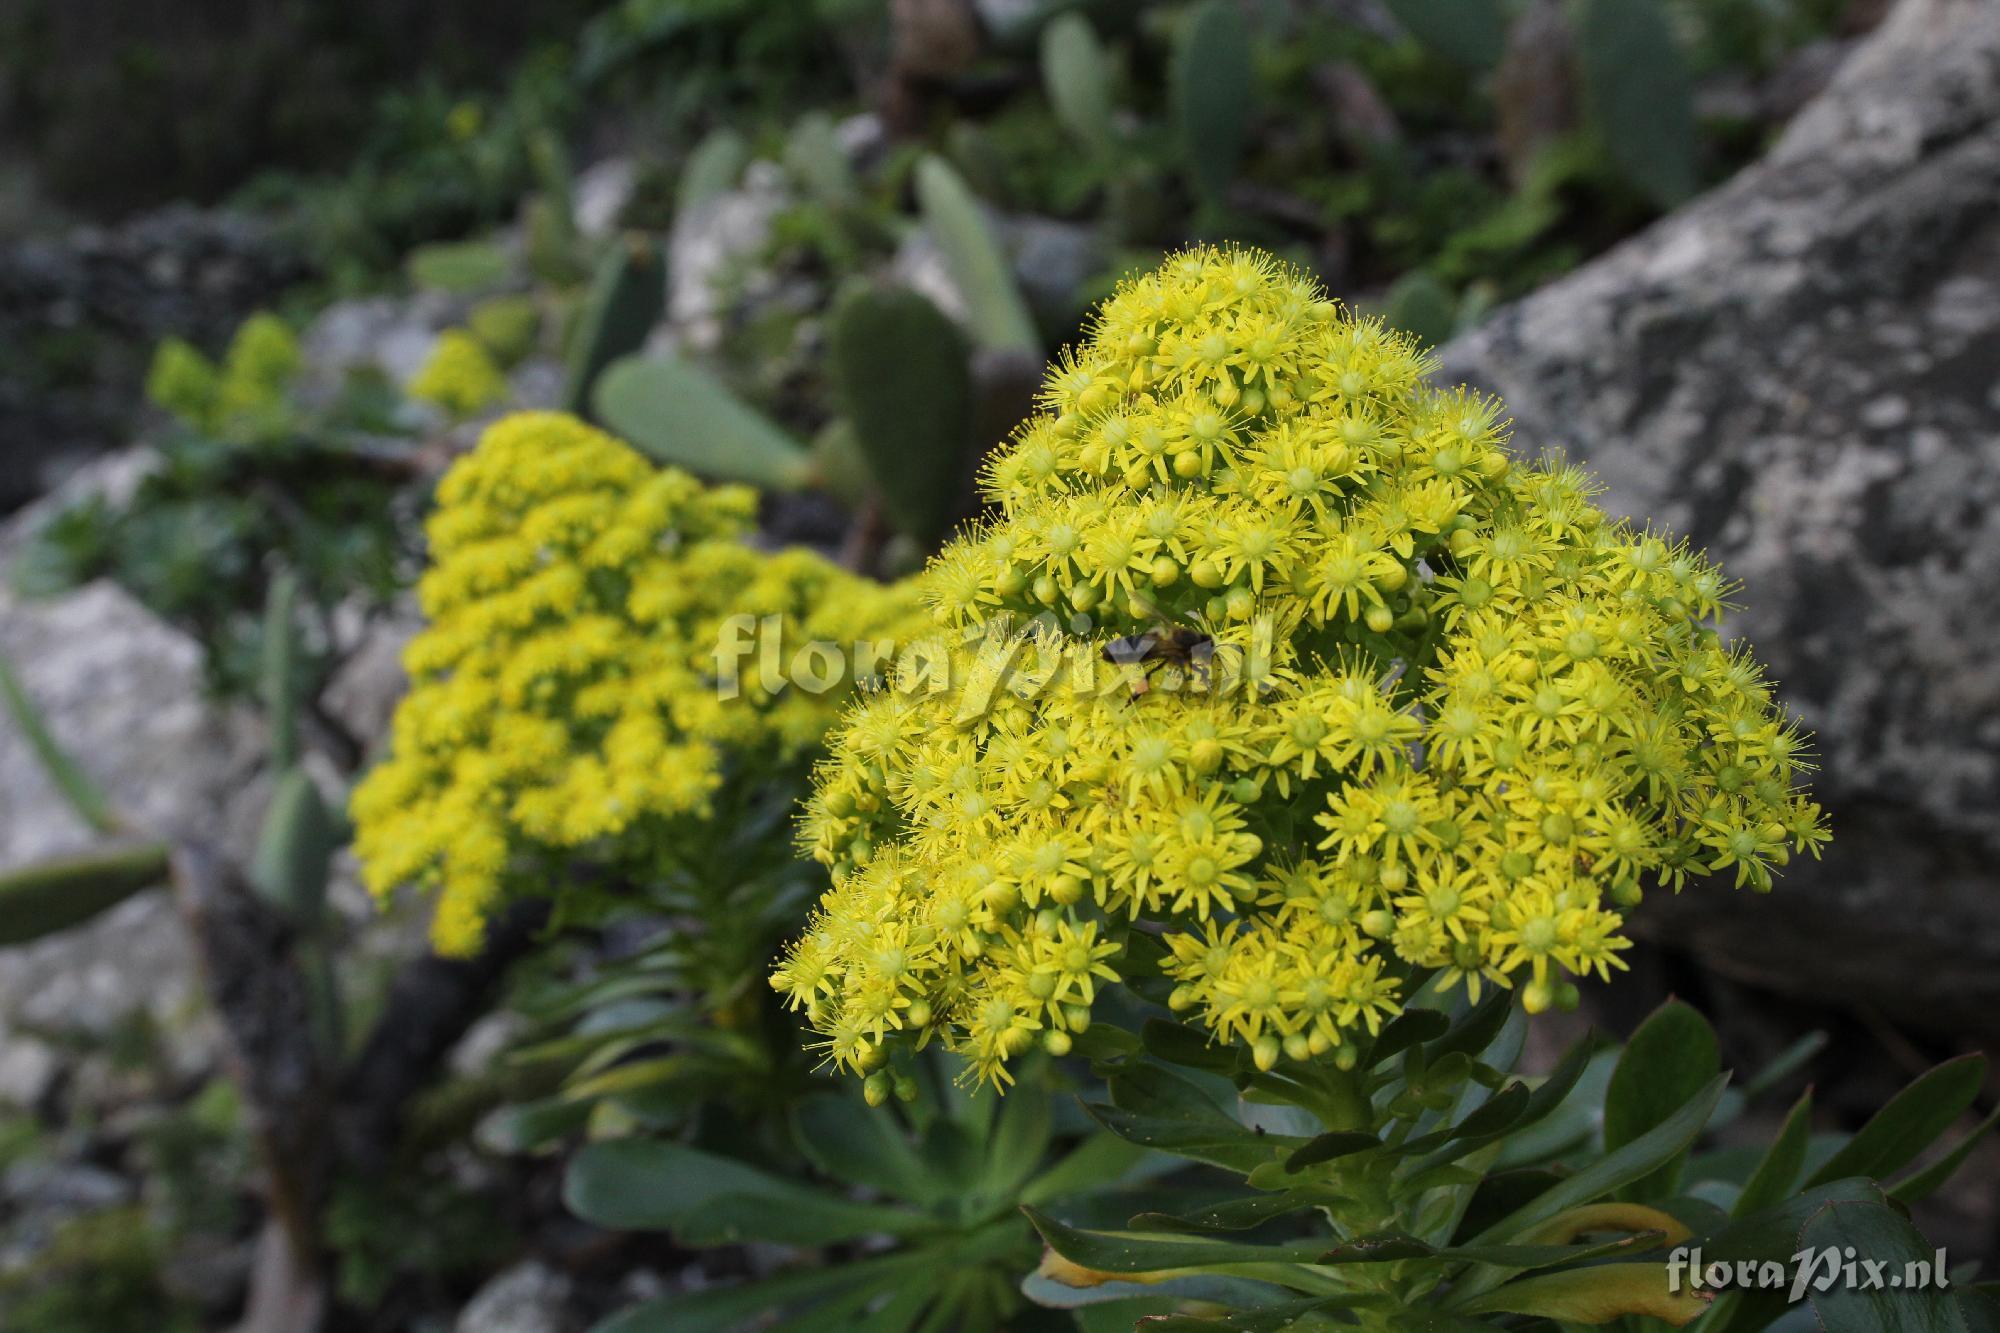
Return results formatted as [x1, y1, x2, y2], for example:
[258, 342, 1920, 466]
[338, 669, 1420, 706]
[667, 162, 788, 353]
[298, 291, 464, 397]
[0, 1037, 57, 1109]
[573, 157, 637, 241]
[321, 603, 422, 750]
[0, 445, 152, 572]
[2, 1159, 131, 1214]
[1004, 214, 1105, 327]
[1436, 0, 2000, 1030]
[0, 578, 263, 1050]
[455, 1261, 581, 1333]
[890, 229, 970, 327]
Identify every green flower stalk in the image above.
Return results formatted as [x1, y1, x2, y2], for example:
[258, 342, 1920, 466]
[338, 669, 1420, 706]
[775, 247, 1828, 1091]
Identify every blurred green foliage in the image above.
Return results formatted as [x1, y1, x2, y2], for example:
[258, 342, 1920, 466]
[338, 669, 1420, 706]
[13, 314, 419, 696]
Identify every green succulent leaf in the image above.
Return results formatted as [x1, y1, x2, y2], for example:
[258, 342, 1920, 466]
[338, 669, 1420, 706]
[1889, 1102, 2000, 1204]
[1800, 1199, 1967, 1333]
[1382, 0, 1507, 68]
[1805, 1053, 1987, 1189]
[1455, 1261, 1713, 1325]
[0, 841, 171, 946]
[406, 239, 512, 294]
[592, 354, 813, 489]
[1732, 1088, 1814, 1217]
[593, 1248, 936, 1333]
[1285, 1130, 1381, 1171]
[1470, 1073, 1728, 1247]
[563, 236, 667, 415]
[474, 1095, 593, 1155]
[1370, 1008, 1453, 1065]
[678, 127, 750, 214]
[1041, 12, 1118, 161]
[1381, 270, 1459, 349]
[1426, 986, 1517, 1064]
[1022, 1205, 1328, 1275]
[248, 766, 337, 930]
[1143, 1018, 1244, 1075]
[827, 281, 973, 544]
[979, 1076, 1055, 1204]
[792, 1092, 938, 1206]
[784, 111, 857, 209]
[564, 1139, 928, 1245]
[1574, 0, 1700, 207]
[0, 650, 120, 835]
[1171, 1, 1255, 203]
[1017, 1131, 1153, 1208]
[259, 570, 302, 769]
[1129, 1190, 1336, 1235]
[914, 155, 1040, 356]
[1604, 1000, 1721, 1201]
[1122, 1291, 1396, 1330]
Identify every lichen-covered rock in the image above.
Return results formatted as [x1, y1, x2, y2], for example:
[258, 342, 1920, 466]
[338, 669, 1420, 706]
[1438, 0, 2000, 1030]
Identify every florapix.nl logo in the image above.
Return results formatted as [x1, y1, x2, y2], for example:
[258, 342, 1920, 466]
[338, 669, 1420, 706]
[1668, 1244, 1951, 1303]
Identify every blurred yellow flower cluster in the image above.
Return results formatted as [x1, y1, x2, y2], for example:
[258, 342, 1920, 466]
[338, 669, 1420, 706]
[776, 248, 1829, 1090]
[352, 411, 925, 955]
[408, 328, 510, 419]
[145, 312, 302, 438]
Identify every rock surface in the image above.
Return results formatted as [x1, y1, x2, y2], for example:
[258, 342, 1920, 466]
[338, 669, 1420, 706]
[0, 578, 266, 1076]
[1437, 0, 2000, 1029]
[454, 1261, 581, 1333]
[666, 162, 788, 353]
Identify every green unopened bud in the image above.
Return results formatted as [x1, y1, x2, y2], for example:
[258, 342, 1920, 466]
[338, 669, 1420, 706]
[1045, 1029, 1073, 1056]
[864, 1072, 891, 1106]
[1253, 1035, 1281, 1071]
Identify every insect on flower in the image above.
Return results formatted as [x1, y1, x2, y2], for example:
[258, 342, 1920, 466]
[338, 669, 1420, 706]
[1103, 623, 1216, 697]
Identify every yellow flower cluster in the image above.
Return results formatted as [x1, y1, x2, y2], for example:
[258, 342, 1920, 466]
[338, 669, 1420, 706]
[409, 329, 510, 419]
[775, 248, 1829, 1088]
[352, 411, 925, 954]
[146, 312, 302, 437]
